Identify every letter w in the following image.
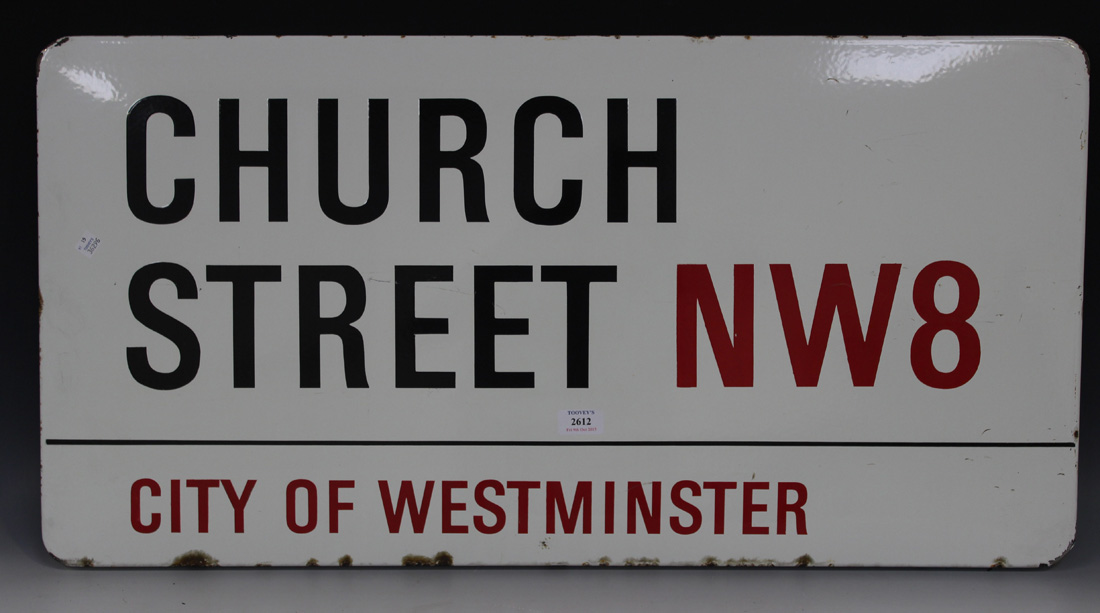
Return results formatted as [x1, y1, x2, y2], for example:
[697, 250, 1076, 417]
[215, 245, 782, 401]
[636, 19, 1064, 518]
[770, 264, 901, 386]
[378, 480, 434, 533]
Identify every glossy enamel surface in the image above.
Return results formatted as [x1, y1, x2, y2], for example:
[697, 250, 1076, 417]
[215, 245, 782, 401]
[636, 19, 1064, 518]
[38, 37, 1087, 567]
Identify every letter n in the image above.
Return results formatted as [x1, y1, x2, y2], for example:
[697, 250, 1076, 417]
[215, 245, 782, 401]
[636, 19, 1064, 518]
[677, 264, 753, 387]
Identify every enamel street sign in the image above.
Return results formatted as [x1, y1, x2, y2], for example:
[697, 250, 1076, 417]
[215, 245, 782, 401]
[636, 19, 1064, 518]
[38, 36, 1087, 568]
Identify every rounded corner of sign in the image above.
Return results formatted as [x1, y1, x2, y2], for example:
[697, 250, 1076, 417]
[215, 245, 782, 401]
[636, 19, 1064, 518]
[37, 36, 72, 66]
[39, 527, 75, 568]
[1040, 532, 1078, 569]
[40, 527, 104, 569]
[1039, 36, 1091, 78]
[36, 36, 78, 90]
[1049, 35, 1084, 54]
[1037, 511, 1080, 569]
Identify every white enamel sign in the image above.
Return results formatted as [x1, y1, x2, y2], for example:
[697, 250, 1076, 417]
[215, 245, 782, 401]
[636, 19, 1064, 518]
[38, 37, 1087, 568]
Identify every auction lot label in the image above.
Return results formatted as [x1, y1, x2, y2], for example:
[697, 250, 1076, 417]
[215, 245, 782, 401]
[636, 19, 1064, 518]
[38, 37, 1087, 567]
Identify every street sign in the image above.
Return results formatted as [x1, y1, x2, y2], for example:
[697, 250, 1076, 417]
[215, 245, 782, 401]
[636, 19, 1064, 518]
[38, 36, 1087, 567]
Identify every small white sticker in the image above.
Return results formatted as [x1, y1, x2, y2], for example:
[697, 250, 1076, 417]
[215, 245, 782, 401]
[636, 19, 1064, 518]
[558, 409, 603, 435]
[76, 232, 101, 258]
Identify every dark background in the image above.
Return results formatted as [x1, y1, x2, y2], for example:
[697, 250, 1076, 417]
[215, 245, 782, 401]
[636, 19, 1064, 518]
[3, 2, 1097, 609]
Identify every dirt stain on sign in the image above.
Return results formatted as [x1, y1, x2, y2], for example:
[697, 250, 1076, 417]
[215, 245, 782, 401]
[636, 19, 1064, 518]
[623, 557, 660, 566]
[401, 551, 454, 567]
[726, 557, 777, 567]
[170, 550, 218, 567]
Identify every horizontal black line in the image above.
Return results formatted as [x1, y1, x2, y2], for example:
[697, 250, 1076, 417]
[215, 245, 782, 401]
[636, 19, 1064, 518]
[45, 439, 1076, 448]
